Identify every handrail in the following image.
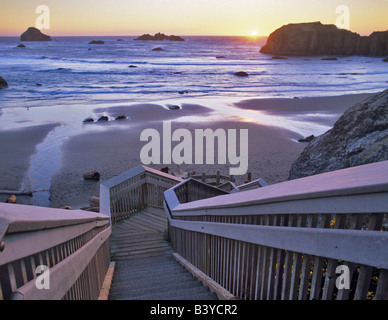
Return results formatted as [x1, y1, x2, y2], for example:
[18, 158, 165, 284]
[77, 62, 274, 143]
[100, 165, 182, 224]
[164, 160, 388, 300]
[0, 203, 111, 300]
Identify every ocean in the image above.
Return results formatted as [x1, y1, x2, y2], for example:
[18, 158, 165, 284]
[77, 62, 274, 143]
[0, 35, 387, 110]
[0, 35, 387, 206]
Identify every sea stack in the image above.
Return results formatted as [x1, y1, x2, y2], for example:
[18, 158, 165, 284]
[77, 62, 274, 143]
[260, 22, 388, 56]
[289, 89, 388, 180]
[20, 27, 52, 41]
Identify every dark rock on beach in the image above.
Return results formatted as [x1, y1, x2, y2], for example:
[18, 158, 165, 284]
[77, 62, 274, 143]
[83, 170, 101, 181]
[97, 116, 109, 122]
[115, 115, 127, 120]
[20, 27, 52, 41]
[134, 33, 184, 41]
[260, 22, 388, 57]
[0, 76, 8, 89]
[298, 135, 315, 143]
[83, 117, 94, 123]
[289, 89, 388, 179]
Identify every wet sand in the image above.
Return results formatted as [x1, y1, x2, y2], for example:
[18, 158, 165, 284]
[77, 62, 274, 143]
[0, 123, 59, 204]
[0, 92, 376, 209]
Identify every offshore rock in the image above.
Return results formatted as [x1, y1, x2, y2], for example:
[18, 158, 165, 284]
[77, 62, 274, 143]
[260, 22, 388, 57]
[20, 27, 52, 41]
[234, 71, 249, 77]
[289, 89, 388, 179]
[134, 33, 184, 41]
[89, 40, 104, 44]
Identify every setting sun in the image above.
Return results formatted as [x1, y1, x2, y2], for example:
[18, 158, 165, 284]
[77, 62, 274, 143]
[250, 30, 258, 36]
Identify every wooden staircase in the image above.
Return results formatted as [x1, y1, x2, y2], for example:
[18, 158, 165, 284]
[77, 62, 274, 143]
[108, 206, 218, 300]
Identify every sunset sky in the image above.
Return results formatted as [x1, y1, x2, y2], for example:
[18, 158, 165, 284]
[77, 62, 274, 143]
[0, 0, 387, 37]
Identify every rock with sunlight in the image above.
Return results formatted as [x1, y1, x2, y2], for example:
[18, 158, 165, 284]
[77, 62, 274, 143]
[260, 22, 388, 56]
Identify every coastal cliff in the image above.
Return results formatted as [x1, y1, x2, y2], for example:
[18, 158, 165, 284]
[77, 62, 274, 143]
[289, 89, 388, 180]
[260, 22, 388, 56]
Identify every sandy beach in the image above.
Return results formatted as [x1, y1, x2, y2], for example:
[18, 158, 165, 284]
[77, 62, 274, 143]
[0, 92, 375, 209]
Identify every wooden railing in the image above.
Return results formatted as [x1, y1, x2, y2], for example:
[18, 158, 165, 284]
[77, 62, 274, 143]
[0, 204, 111, 300]
[164, 160, 388, 300]
[100, 165, 182, 225]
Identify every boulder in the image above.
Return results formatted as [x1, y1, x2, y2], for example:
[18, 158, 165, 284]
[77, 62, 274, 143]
[89, 40, 104, 44]
[17, 44, 26, 48]
[20, 27, 52, 41]
[234, 71, 249, 77]
[97, 116, 109, 121]
[5, 195, 16, 204]
[83, 117, 94, 123]
[168, 105, 180, 110]
[298, 135, 315, 143]
[83, 170, 101, 181]
[383, 57, 388, 62]
[260, 22, 388, 57]
[115, 115, 127, 120]
[152, 47, 164, 51]
[160, 167, 169, 174]
[289, 89, 388, 180]
[0, 76, 8, 89]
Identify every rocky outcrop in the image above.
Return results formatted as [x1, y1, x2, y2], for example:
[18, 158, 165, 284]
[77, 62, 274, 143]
[0, 76, 8, 89]
[134, 33, 184, 41]
[20, 27, 52, 41]
[260, 22, 388, 57]
[289, 89, 388, 180]
[89, 40, 104, 44]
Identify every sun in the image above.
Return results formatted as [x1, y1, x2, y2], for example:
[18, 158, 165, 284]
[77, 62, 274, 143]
[250, 30, 258, 37]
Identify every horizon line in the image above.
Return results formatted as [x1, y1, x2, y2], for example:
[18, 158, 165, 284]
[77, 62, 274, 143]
[0, 33, 269, 38]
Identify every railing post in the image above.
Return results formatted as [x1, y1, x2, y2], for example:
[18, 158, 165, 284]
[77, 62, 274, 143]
[216, 171, 220, 186]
